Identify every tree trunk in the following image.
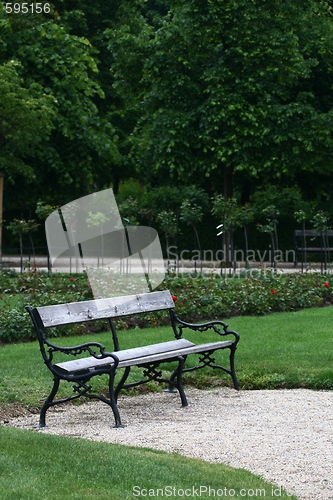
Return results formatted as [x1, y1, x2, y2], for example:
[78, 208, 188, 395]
[224, 166, 233, 200]
[223, 166, 233, 267]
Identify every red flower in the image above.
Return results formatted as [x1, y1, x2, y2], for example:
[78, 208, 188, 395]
[171, 295, 178, 302]
[324, 281, 330, 288]
[270, 289, 276, 295]
[69, 277, 74, 282]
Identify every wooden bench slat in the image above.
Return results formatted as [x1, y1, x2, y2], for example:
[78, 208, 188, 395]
[296, 247, 333, 251]
[56, 350, 180, 374]
[114, 339, 194, 361]
[37, 290, 175, 327]
[176, 340, 233, 354]
[294, 230, 333, 237]
[55, 339, 194, 374]
[118, 340, 234, 368]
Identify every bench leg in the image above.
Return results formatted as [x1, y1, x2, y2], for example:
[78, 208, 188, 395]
[36, 376, 60, 428]
[229, 346, 239, 391]
[164, 356, 188, 407]
[108, 370, 124, 428]
[176, 356, 188, 406]
[165, 367, 178, 393]
[168, 348, 239, 392]
[114, 366, 131, 403]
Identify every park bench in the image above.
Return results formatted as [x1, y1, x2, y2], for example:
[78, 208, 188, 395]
[294, 230, 333, 269]
[26, 290, 240, 428]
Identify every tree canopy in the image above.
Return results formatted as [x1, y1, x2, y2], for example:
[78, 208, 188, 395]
[0, 1, 119, 209]
[129, 0, 333, 200]
[1, 0, 333, 225]
[0, 60, 55, 181]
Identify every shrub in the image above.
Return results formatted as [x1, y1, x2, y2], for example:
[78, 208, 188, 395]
[0, 269, 332, 343]
[0, 308, 34, 342]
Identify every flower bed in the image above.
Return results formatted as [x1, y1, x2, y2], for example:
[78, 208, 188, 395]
[0, 269, 332, 343]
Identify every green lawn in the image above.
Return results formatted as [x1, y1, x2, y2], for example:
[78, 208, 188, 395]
[0, 426, 296, 499]
[230, 306, 333, 389]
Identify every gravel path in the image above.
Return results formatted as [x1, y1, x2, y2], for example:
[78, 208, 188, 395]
[4, 388, 333, 499]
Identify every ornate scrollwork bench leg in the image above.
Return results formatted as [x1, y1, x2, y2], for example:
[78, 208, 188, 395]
[37, 370, 124, 429]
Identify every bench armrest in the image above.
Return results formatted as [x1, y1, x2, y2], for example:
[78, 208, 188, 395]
[40, 337, 120, 367]
[25, 304, 119, 366]
[170, 310, 240, 345]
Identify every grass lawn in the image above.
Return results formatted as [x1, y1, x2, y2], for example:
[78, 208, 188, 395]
[230, 306, 333, 390]
[0, 426, 296, 499]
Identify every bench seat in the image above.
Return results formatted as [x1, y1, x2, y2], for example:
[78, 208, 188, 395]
[55, 339, 194, 374]
[55, 338, 234, 375]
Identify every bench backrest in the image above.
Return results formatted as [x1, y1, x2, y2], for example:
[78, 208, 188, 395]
[27, 290, 176, 355]
[294, 230, 333, 238]
[33, 290, 175, 328]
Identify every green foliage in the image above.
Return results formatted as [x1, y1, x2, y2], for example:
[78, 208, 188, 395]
[311, 210, 330, 232]
[0, 269, 94, 342]
[0, 307, 33, 342]
[167, 272, 333, 319]
[128, 0, 333, 197]
[140, 185, 182, 215]
[212, 196, 243, 231]
[13, 20, 118, 195]
[35, 200, 59, 220]
[118, 197, 140, 226]
[6, 219, 39, 235]
[1, 269, 333, 343]
[1, 0, 333, 223]
[0, 5, 119, 207]
[156, 210, 178, 237]
[2, 0, 333, 226]
[251, 186, 305, 219]
[180, 200, 203, 227]
[0, 60, 56, 181]
[294, 209, 307, 224]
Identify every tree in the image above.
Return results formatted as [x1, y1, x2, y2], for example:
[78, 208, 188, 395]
[179, 186, 209, 272]
[50, 0, 161, 193]
[130, 0, 333, 200]
[104, 1, 156, 191]
[212, 196, 241, 268]
[0, 60, 56, 181]
[257, 206, 280, 268]
[156, 209, 178, 263]
[311, 210, 331, 271]
[0, 3, 119, 211]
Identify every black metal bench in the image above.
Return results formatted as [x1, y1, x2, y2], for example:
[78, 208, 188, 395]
[294, 230, 333, 270]
[26, 290, 240, 428]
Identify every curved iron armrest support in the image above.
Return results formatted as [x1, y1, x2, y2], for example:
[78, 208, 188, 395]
[169, 309, 240, 345]
[25, 305, 119, 368]
[42, 338, 120, 368]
